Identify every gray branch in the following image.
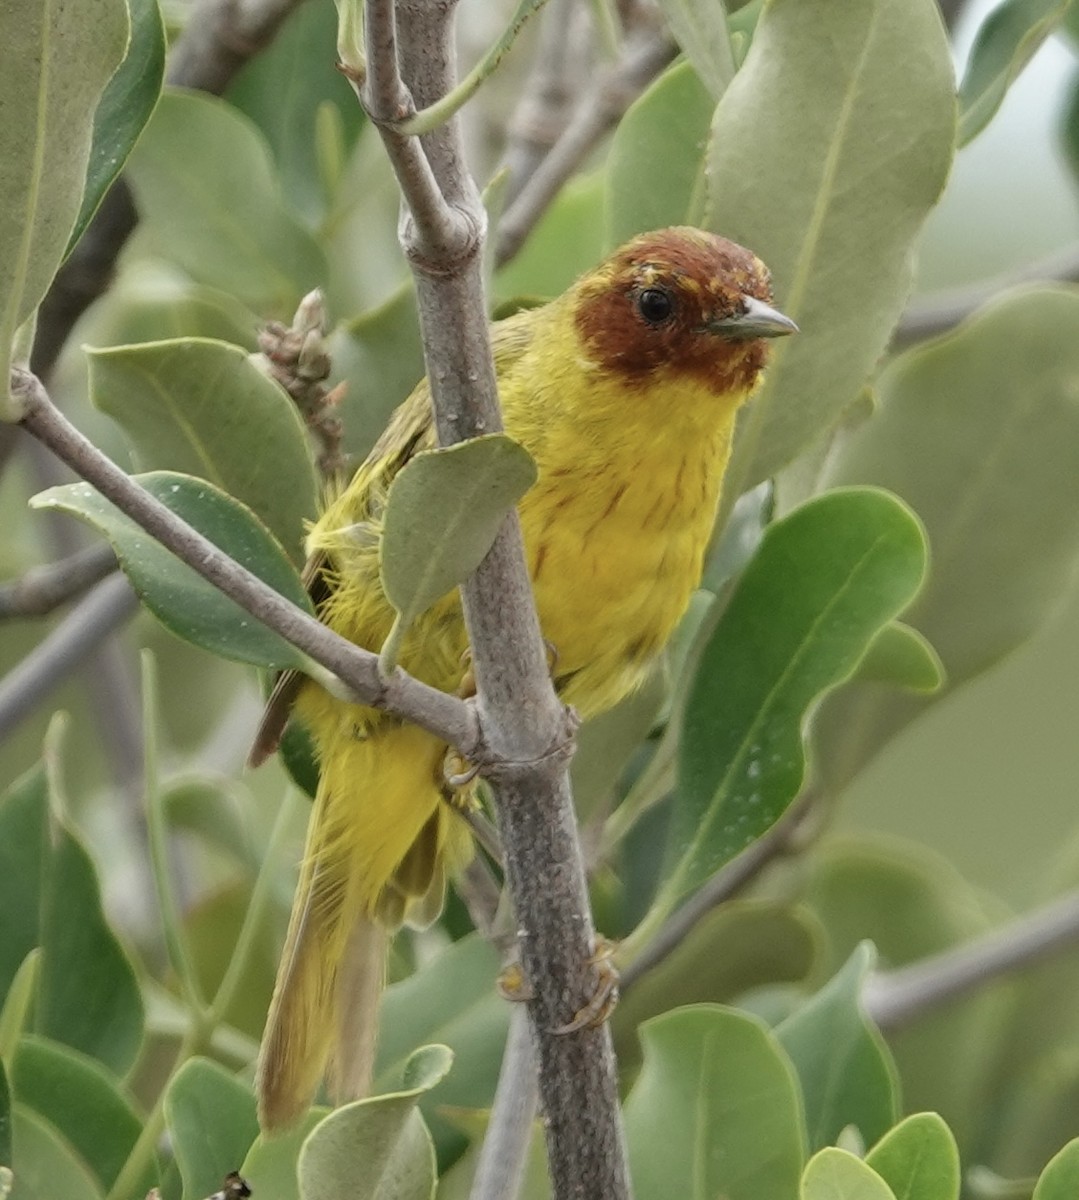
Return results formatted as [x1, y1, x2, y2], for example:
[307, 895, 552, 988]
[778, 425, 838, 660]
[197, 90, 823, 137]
[865, 890, 1079, 1031]
[363, 2, 631, 1195]
[11, 370, 480, 758]
[0, 543, 118, 620]
[496, 32, 675, 267]
[0, 573, 139, 741]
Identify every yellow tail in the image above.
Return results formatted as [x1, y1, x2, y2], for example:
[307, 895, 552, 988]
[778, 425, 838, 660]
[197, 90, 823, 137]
[256, 718, 471, 1132]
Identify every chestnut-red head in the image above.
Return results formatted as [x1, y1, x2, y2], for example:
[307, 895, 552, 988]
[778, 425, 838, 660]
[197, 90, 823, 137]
[572, 227, 796, 394]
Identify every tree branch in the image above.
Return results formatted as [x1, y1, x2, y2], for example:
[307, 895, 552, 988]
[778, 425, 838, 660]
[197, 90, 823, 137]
[0, 543, 118, 619]
[0, 573, 139, 741]
[864, 890, 1079, 1031]
[893, 242, 1079, 350]
[360, 1, 631, 1194]
[496, 31, 675, 267]
[11, 370, 480, 758]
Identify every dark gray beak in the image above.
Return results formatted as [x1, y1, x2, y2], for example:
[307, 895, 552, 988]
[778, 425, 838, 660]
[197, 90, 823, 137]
[708, 296, 799, 340]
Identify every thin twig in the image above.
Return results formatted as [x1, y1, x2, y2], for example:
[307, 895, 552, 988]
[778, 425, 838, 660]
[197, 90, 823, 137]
[469, 1009, 540, 1200]
[0, 573, 139, 741]
[0, 543, 118, 619]
[11, 370, 480, 757]
[620, 788, 819, 991]
[495, 31, 675, 266]
[864, 890, 1079, 1031]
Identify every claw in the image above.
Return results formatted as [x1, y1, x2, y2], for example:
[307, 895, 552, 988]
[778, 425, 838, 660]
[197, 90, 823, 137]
[497, 959, 534, 1004]
[550, 937, 620, 1034]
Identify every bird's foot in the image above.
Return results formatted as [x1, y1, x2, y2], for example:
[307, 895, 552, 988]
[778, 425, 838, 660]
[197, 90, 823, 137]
[551, 937, 621, 1034]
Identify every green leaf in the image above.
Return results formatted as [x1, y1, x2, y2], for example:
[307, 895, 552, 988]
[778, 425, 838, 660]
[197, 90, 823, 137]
[67, 0, 165, 255]
[165, 778, 252, 867]
[662, 488, 926, 906]
[241, 1109, 327, 1200]
[12, 1037, 151, 1195]
[87, 337, 318, 562]
[165, 1058, 259, 1200]
[31, 471, 314, 670]
[705, 0, 955, 509]
[298, 1046, 451, 1200]
[652, 0, 735, 98]
[852, 623, 943, 694]
[866, 1113, 961, 1200]
[0, 1064, 11, 1170]
[1033, 1139, 1079, 1200]
[379, 435, 537, 671]
[817, 286, 1079, 792]
[0, 954, 40, 1069]
[494, 173, 605, 302]
[605, 62, 716, 247]
[126, 89, 327, 315]
[614, 902, 820, 1073]
[801, 837, 1005, 1151]
[10, 1106, 102, 1200]
[0, 0, 129, 412]
[335, 285, 425, 459]
[958, 0, 1070, 146]
[375, 936, 508, 1164]
[801, 1147, 897, 1200]
[0, 755, 143, 1076]
[777, 945, 899, 1152]
[624, 1005, 805, 1200]
[225, 0, 364, 223]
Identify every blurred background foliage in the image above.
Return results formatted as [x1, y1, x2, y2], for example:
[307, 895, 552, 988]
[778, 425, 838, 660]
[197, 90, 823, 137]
[6, 0, 1079, 1196]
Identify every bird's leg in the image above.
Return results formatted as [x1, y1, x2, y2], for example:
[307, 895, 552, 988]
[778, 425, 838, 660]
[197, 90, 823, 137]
[550, 937, 621, 1033]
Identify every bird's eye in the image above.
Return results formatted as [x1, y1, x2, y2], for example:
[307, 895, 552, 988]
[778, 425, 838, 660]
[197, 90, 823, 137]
[636, 287, 674, 325]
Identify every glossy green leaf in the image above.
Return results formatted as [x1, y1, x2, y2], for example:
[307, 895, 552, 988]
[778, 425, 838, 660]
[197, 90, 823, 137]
[379, 435, 537, 670]
[12, 1037, 151, 1195]
[67, 0, 165, 254]
[0, 0, 129, 411]
[652, 0, 734, 98]
[0, 954, 39, 1069]
[226, 0, 364, 223]
[817, 287, 1079, 792]
[614, 902, 820, 1073]
[958, 0, 1070, 146]
[777, 944, 899, 1151]
[801, 1148, 896, 1200]
[1, 754, 142, 1076]
[662, 488, 926, 906]
[31, 471, 314, 670]
[126, 89, 327, 315]
[298, 1046, 451, 1200]
[706, 0, 955, 508]
[165, 1058, 259, 1200]
[375, 936, 508, 1163]
[624, 1005, 805, 1200]
[866, 1113, 960, 1200]
[335, 285, 425, 458]
[1033, 1139, 1079, 1200]
[10, 1107, 101, 1200]
[852, 623, 943, 694]
[87, 337, 318, 561]
[606, 62, 716, 248]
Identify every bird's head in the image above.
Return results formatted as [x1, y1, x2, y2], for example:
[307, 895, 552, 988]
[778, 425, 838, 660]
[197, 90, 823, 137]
[572, 226, 796, 395]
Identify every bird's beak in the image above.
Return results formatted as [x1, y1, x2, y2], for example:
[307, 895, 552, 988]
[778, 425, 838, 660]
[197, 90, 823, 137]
[708, 295, 799, 340]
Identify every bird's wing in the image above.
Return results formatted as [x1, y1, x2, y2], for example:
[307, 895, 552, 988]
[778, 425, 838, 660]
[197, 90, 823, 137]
[247, 312, 538, 769]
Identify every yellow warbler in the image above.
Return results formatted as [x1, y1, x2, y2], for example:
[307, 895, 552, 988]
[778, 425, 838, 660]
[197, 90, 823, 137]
[251, 226, 796, 1131]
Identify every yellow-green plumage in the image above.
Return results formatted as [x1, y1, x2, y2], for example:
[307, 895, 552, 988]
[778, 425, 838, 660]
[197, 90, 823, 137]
[254, 227, 794, 1131]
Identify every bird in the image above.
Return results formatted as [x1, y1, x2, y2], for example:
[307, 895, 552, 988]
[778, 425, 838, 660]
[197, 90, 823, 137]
[250, 225, 797, 1131]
